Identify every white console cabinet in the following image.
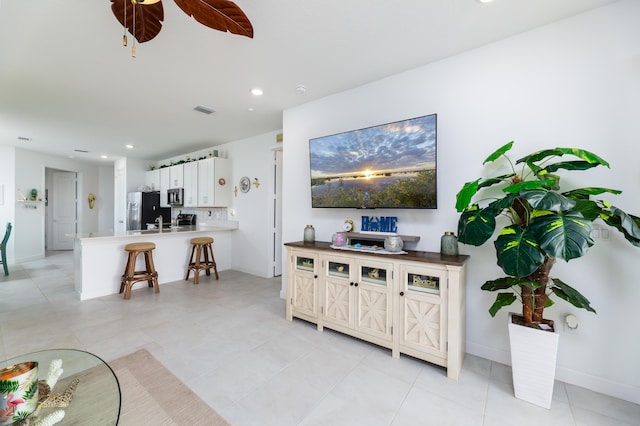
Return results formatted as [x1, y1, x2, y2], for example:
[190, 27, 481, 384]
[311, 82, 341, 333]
[285, 241, 468, 379]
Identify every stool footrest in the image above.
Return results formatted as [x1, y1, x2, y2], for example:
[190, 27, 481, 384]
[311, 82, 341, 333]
[120, 245, 159, 299]
[185, 241, 219, 284]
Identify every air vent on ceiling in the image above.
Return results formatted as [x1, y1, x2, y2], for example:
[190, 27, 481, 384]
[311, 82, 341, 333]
[194, 105, 216, 115]
[17, 136, 31, 141]
[74, 149, 89, 153]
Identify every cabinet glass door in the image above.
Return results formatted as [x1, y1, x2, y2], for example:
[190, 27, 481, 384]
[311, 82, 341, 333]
[327, 260, 350, 278]
[407, 272, 440, 295]
[359, 265, 387, 286]
[296, 256, 315, 272]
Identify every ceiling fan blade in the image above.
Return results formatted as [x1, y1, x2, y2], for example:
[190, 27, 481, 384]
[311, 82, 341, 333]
[111, 0, 165, 43]
[173, 0, 254, 38]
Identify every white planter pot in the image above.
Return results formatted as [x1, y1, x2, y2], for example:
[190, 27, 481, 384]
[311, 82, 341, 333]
[508, 312, 560, 409]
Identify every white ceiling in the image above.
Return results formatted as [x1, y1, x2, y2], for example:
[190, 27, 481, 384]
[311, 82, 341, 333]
[0, 0, 617, 164]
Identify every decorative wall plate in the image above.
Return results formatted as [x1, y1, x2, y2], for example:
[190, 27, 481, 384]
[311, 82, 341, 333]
[239, 176, 251, 193]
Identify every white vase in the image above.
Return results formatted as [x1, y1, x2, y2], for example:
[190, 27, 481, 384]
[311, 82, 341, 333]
[508, 312, 560, 409]
[384, 236, 403, 252]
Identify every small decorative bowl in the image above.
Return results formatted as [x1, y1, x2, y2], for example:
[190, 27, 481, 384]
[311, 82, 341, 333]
[0, 362, 39, 425]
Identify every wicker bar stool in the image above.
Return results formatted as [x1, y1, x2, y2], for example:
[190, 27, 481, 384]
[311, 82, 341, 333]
[185, 237, 218, 284]
[120, 242, 159, 299]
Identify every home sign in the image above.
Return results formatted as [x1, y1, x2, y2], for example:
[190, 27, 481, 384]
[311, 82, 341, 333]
[361, 216, 398, 233]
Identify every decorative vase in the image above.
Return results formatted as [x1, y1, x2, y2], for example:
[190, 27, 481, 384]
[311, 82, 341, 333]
[0, 361, 39, 425]
[440, 232, 459, 256]
[508, 312, 559, 409]
[384, 236, 403, 252]
[332, 232, 346, 246]
[303, 225, 315, 243]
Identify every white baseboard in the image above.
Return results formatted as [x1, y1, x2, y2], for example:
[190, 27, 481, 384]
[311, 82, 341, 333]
[466, 341, 640, 405]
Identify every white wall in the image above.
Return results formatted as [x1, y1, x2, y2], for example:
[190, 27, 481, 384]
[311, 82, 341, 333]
[223, 131, 282, 277]
[13, 148, 114, 262]
[282, 0, 640, 403]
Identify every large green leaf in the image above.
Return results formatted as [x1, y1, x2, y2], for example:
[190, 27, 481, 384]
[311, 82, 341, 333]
[599, 206, 640, 247]
[528, 211, 593, 261]
[494, 225, 545, 277]
[481, 276, 541, 291]
[564, 187, 622, 199]
[502, 180, 558, 194]
[488, 293, 517, 317]
[483, 141, 513, 164]
[550, 278, 596, 313]
[516, 147, 609, 168]
[455, 175, 516, 212]
[478, 174, 516, 190]
[455, 179, 479, 212]
[542, 161, 602, 173]
[457, 205, 497, 245]
[520, 189, 576, 211]
[572, 199, 602, 221]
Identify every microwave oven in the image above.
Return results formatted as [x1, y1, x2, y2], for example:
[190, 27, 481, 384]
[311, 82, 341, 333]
[167, 188, 183, 206]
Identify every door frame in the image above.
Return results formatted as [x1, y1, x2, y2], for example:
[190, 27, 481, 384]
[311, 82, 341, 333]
[271, 147, 283, 277]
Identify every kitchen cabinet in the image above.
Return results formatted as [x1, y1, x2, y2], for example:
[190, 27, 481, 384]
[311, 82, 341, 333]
[198, 157, 230, 207]
[145, 169, 160, 191]
[159, 167, 171, 208]
[285, 241, 468, 379]
[169, 164, 184, 188]
[159, 164, 184, 208]
[322, 253, 393, 348]
[183, 161, 198, 207]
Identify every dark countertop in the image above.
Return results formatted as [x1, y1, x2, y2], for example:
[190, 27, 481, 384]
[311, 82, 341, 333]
[284, 241, 469, 266]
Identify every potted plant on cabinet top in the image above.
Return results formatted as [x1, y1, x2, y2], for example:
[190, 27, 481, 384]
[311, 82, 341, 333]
[455, 141, 640, 408]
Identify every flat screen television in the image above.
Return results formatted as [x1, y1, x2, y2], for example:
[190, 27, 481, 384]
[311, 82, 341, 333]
[309, 113, 437, 209]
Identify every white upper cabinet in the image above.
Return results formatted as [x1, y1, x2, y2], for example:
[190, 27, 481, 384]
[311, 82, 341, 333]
[159, 167, 171, 208]
[198, 157, 230, 207]
[183, 161, 198, 207]
[169, 164, 184, 188]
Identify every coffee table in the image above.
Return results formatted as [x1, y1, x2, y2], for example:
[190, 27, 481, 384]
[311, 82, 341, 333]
[1, 349, 121, 425]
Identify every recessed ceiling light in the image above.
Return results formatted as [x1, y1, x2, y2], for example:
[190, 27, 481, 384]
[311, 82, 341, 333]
[126, 144, 135, 149]
[248, 107, 255, 112]
[251, 88, 263, 96]
[101, 155, 108, 159]
[477, 0, 495, 3]
[295, 85, 307, 94]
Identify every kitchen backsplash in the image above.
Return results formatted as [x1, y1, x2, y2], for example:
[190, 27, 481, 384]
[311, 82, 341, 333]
[172, 207, 228, 222]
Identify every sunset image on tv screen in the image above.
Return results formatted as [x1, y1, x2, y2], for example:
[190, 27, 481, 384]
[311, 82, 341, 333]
[309, 114, 437, 209]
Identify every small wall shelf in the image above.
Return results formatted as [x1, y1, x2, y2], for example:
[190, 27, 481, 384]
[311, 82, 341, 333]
[18, 200, 43, 209]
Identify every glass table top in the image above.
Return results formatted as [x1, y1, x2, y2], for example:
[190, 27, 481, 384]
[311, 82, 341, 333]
[1, 349, 121, 425]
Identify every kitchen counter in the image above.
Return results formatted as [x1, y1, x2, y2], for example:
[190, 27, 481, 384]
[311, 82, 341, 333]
[73, 221, 238, 300]
[74, 222, 238, 240]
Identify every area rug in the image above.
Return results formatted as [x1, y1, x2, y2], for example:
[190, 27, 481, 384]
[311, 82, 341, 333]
[108, 349, 230, 425]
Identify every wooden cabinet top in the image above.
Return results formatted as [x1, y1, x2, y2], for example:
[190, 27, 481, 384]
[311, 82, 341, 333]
[285, 241, 469, 267]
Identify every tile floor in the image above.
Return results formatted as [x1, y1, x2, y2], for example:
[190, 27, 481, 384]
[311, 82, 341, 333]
[0, 251, 638, 426]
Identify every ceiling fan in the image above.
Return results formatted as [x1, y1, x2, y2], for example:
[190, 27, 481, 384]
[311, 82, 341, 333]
[111, 0, 253, 55]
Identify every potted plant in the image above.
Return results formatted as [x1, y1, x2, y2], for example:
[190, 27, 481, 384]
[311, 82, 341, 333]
[455, 141, 640, 408]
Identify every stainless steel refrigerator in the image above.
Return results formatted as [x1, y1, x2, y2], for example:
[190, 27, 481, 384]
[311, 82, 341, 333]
[126, 191, 171, 230]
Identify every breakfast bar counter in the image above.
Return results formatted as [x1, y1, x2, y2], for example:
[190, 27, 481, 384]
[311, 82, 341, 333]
[73, 222, 238, 300]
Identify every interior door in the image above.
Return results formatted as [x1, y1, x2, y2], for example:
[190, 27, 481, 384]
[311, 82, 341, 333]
[51, 171, 76, 250]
